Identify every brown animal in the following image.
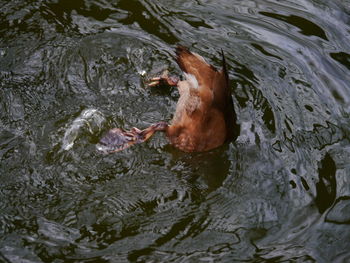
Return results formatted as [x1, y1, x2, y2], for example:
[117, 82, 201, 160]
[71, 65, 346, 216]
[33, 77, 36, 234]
[97, 46, 238, 153]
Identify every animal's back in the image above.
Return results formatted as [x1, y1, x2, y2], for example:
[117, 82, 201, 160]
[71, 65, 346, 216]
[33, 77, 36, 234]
[166, 47, 237, 151]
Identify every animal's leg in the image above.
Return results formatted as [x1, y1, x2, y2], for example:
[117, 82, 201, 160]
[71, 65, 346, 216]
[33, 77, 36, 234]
[148, 70, 179, 87]
[97, 122, 168, 154]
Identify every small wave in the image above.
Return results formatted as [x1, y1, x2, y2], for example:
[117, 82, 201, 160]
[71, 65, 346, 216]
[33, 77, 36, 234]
[61, 108, 105, 151]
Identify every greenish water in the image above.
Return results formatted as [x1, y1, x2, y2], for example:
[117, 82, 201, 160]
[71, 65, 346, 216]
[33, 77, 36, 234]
[1, 0, 350, 262]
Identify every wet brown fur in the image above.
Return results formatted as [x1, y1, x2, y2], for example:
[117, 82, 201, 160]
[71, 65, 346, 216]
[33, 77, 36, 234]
[165, 46, 237, 152]
[99, 46, 238, 153]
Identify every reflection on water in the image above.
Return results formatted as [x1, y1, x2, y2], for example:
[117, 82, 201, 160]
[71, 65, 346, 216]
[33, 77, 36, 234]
[1, 0, 350, 262]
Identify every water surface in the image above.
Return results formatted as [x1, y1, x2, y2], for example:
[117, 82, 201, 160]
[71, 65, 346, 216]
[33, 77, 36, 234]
[1, 0, 350, 262]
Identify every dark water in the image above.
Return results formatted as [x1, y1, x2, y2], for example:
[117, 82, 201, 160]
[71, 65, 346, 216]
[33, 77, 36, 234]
[1, 0, 350, 262]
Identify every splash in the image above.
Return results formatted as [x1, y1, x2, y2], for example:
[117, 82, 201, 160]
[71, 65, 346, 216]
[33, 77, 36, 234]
[61, 108, 105, 151]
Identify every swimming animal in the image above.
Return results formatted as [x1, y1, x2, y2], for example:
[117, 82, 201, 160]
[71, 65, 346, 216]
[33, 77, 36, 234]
[98, 46, 238, 153]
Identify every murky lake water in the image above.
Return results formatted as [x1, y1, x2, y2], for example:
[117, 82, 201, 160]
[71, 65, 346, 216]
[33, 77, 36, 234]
[1, 0, 350, 262]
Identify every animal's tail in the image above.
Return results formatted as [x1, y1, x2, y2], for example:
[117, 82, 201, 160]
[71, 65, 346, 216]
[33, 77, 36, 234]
[220, 49, 229, 82]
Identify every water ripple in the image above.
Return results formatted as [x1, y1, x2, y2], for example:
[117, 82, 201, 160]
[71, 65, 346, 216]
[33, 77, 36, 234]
[1, 0, 350, 261]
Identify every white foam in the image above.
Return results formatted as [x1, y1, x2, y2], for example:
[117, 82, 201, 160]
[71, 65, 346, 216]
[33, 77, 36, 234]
[61, 108, 105, 151]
